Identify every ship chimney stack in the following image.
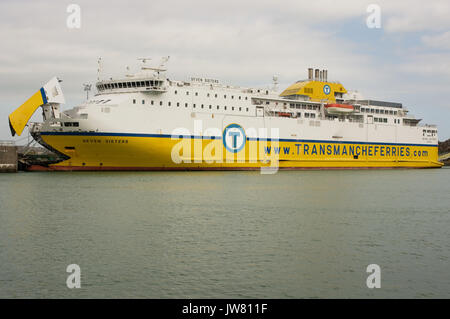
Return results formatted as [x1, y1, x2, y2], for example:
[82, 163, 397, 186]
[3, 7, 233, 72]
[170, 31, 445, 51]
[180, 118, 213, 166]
[323, 69, 328, 82]
[308, 68, 313, 80]
[319, 70, 323, 82]
[314, 69, 319, 81]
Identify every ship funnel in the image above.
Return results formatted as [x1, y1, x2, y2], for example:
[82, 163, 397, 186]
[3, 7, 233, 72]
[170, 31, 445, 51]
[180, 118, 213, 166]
[314, 69, 319, 81]
[319, 70, 323, 82]
[308, 68, 313, 80]
[323, 69, 328, 82]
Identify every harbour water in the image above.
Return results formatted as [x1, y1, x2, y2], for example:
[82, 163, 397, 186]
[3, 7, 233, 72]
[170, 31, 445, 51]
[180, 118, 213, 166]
[0, 168, 449, 298]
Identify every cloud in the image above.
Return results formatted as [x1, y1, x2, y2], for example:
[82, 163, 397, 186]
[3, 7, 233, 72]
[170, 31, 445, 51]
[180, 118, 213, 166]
[422, 31, 450, 50]
[381, 0, 450, 33]
[0, 0, 449, 140]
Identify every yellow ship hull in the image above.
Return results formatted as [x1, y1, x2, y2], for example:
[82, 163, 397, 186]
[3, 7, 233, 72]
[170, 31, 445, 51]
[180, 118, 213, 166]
[33, 132, 443, 170]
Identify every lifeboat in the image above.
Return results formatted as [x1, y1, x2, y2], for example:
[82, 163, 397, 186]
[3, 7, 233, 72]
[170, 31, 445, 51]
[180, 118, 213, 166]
[277, 112, 292, 118]
[325, 103, 354, 114]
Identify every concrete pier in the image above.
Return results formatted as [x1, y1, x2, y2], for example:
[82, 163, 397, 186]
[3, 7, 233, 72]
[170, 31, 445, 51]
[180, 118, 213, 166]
[0, 141, 18, 173]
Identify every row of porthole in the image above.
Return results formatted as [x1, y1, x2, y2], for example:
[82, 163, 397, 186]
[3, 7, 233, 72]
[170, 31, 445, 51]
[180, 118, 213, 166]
[132, 99, 250, 112]
[174, 90, 249, 100]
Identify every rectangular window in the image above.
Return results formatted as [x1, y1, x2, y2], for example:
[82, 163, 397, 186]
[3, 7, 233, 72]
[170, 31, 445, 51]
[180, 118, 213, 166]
[133, 99, 136, 104]
[151, 100, 154, 105]
[160, 101, 163, 106]
[142, 100, 145, 104]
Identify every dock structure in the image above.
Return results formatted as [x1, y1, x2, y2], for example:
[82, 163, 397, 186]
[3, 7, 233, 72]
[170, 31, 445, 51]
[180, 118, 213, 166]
[438, 152, 450, 166]
[0, 141, 18, 172]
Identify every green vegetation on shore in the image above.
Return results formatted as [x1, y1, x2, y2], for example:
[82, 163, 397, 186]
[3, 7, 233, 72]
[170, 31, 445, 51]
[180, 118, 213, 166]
[439, 139, 450, 165]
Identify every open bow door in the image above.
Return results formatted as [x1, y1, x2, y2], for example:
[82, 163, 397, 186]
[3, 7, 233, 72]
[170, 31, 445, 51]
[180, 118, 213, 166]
[9, 77, 65, 136]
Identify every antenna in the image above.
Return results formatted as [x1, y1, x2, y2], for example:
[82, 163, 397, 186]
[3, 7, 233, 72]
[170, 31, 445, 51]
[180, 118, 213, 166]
[137, 57, 152, 64]
[83, 83, 92, 100]
[97, 57, 102, 81]
[139, 56, 170, 74]
[159, 56, 170, 69]
[272, 75, 278, 91]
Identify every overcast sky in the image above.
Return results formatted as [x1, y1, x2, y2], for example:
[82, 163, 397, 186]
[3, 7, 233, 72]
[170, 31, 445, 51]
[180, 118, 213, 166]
[1, 0, 449, 142]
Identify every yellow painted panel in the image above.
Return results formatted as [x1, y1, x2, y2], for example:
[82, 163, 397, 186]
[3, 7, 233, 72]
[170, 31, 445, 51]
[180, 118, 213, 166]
[40, 134, 442, 169]
[9, 90, 44, 136]
[280, 80, 347, 103]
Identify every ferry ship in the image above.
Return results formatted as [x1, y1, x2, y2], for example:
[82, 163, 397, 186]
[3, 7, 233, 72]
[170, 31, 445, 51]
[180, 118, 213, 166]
[8, 58, 443, 170]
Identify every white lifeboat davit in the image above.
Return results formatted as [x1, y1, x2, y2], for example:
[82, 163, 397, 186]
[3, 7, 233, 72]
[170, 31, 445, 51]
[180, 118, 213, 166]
[325, 103, 354, 114]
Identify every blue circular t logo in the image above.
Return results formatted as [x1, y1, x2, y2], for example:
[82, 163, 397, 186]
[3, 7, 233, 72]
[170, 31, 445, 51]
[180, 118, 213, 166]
[223, 124, 246, 153]
[323, 84, 331, 95]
